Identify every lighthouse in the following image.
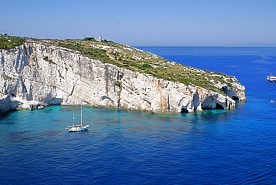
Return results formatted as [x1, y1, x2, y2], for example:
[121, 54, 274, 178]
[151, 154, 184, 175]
[98, 35, 102, 42]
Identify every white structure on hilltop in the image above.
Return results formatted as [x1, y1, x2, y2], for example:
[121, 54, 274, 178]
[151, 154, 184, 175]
[97, 35, 102, 42]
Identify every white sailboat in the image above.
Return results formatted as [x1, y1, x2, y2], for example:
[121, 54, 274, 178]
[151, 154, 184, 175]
[267, 74, 276, 82]
[66, 104, 89, 132]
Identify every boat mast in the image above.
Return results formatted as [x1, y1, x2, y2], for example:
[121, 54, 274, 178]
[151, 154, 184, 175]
[80, 103, 83, 126]
[73, 111, 75, 126]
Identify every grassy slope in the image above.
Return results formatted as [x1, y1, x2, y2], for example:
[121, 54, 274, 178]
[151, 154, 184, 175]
[47, 39, 234, 93]
[0, 35, 235, 93]
[0, 34, 25, 49]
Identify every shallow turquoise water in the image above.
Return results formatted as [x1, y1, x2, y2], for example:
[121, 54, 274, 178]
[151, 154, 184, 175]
[1, 47, 276, 184]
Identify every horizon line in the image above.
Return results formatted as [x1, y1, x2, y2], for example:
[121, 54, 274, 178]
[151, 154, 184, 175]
[2, 33, 276, 48]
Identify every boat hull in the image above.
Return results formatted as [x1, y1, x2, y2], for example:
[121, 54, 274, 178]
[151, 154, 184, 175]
[267, 75, 276, 82]
[66, 125, 89, 132]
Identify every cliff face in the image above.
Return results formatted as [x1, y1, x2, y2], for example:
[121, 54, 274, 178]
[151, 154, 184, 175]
[0, 41, 246, 114]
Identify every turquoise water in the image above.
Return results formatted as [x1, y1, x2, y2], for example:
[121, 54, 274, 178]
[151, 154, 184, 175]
[1, 47, 276, 184]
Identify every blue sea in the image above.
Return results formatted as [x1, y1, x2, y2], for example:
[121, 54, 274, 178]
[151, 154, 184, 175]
[1, 47, 276, 185]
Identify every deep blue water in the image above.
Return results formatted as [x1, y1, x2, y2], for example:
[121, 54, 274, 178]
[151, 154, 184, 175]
[1, 47, 276, 184]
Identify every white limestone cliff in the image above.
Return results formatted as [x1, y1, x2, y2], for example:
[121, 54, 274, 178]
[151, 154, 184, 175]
[0, 41, 246, 114]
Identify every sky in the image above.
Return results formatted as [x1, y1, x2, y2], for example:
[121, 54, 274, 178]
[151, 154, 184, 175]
[1, 0, 276, 46]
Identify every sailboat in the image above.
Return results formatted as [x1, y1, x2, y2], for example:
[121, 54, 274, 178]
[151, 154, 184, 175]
[66, 104, 89, 132]
[267, 74, 276, 82]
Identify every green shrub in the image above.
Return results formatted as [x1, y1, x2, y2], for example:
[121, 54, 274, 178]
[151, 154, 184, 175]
[114, 80, 122, 88]
[84, 37, 96, 41]
[43, 56, 49, 61]
[0, 34, 25, 49]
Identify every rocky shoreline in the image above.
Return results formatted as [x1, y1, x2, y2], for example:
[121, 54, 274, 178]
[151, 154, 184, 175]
[0, 95, 46, 115]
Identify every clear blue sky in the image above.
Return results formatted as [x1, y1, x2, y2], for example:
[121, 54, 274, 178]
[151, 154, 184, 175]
[1, 0, 276, 46]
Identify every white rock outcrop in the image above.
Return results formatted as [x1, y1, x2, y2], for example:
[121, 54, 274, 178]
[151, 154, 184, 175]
[0, 41, 246, 114]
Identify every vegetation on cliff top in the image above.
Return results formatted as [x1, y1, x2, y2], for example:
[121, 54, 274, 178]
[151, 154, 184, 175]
[0, 34, 25, 49]
[0, 35, 236, 93]
[46, 38, 234, 93]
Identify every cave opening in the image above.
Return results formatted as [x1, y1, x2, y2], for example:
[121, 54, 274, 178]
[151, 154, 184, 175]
[181, 107, 189, 113]
[232, 96, 239, 101]
[215, 103, 224, 109]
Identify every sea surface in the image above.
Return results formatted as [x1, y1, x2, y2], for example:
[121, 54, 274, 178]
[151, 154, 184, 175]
[1, 47, 276, 185]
